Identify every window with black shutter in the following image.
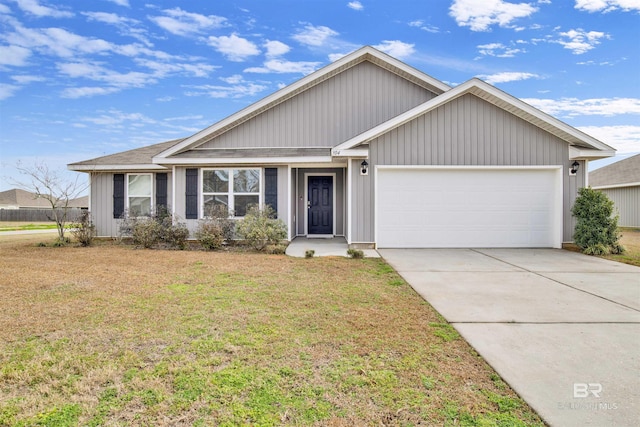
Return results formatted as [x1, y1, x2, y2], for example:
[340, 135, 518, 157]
[264, 168, 278, 215]
[113, 174, 125, 218]
[156, 173, 168, 209]
[185, 168, 198, 219]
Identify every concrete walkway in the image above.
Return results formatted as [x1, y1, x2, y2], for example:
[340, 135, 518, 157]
[285, 237, 379, 258]
[379, 248, 640, 427]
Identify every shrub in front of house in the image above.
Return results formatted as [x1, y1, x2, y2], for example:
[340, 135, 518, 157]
[195, 205, 236, 250]
[72, 211, 95, 247]
[236, 205, 287, 251]
[571, 187, 625, 255]
[119, 207, 190, 250]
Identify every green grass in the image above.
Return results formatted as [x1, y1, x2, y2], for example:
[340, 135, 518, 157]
[0, 223, 60, 232]
[0, 243, 545, 426]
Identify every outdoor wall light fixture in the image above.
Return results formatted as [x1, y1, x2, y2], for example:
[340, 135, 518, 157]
[360, 160, 369, 176]
[570, 160, 580, 175]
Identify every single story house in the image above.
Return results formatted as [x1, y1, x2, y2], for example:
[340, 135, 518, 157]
[589, 154, 640, 227]
[68, 46, 615, 248]
[0, 188, 88, 209]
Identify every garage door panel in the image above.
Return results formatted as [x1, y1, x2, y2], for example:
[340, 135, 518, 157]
[376, 168, 560, 248]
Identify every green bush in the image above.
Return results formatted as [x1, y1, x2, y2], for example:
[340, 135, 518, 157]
[305, 249, 315, 258]
[236, 205, 287, 251]
[571, 187, 625, 255]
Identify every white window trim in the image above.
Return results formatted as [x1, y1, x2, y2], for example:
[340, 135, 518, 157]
[200, 168, 262, 218]
[126, 173, 153, 217]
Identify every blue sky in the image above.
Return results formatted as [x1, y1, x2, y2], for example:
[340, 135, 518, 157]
[1, 0, 639, 191]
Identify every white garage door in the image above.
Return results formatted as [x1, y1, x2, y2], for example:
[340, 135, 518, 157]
[376, 167, 561, 248]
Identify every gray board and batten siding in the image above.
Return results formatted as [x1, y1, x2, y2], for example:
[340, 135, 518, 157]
[349, 93, 584, 244]
[596, 186, 640, 227]
[89, 171, 173, 237]
[195, 61, 437, 151]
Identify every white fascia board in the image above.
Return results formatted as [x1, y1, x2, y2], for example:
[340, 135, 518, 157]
[156, 46, 450, 160]
[569, 146, 615, 160]
[331, 148, 369, 157]
[68, 164, 168, 172]
[153, 156, 334, 165]
[592, 182, 640, 190]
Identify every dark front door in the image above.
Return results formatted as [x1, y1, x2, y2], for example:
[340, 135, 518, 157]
[308, 176, 333, 235]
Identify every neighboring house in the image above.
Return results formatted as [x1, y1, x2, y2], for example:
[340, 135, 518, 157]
[589, 154, 640, 227]
[0, 189, 88, 209]
[68, 46, 614, 248]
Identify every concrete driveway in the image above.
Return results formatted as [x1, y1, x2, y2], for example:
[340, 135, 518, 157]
[379, 248, 640, 427]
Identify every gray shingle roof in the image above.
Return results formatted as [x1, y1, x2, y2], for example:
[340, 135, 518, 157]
[68, 138, 185, 168]
[589, 153, 640, 187]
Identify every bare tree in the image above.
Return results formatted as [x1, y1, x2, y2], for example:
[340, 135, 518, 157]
[14, 161, 89, 242]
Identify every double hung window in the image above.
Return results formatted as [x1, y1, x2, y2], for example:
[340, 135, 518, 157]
[127, 173, 152, 216]
[202, 169, 260, 217]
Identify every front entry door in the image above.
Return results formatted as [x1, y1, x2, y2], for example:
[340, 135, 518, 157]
[308, 176, 333, 235]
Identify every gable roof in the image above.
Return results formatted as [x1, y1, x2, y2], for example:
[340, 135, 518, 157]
[153, 46, 451, 162]
[589, 153, 640, 188]
[333, 78, 615, 158]
[69, 138, 184, 171]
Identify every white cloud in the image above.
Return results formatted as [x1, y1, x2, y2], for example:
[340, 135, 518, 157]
[56, 61, 156, 97]
[0, 45, 31, 66]
[578, 125, 640, 153]
[82, 12, 151, 46]
[149, 7, 227, 36]
[522, 97, 640, 117]
[264, 40, 290, 57]
[408, 20, 440, 33]
[555, 28, 609, 54]
[575, 0, 640, 13]
[105, 0, 130, 6]
[0, 83, 21, 100]
[9, 0, 73, 18]
[207, 33, 260, 62]
[293, 24, 339, 47]
[185, 82, 268, 99]
[60, 86, 121, 98]
[11, 74, 44, 83]
[479, 71, 539, 84]
[244, 59, 320, 74]
[449, 0, 538, 31]
[373, 40, 415, 59]
[477, 42, 524, 57]
[5, 25, 113, 58]
[347, 1, 364, 11]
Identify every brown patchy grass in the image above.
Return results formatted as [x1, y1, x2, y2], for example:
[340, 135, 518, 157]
[603, 227, 640, 266]
[0, 238, 545, 426]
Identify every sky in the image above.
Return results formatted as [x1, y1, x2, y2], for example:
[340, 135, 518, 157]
[1, 0, 639, 192]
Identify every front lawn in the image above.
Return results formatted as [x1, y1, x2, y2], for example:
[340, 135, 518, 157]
[603, 227, 640, 266]
[0, 240, 544, 426]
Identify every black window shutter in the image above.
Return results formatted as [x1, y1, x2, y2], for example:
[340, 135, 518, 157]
[264, 168, 278, 215]
[113, 174, 125, 219]
[185, 168, 198, 219]
[156, 173, 168, 209]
